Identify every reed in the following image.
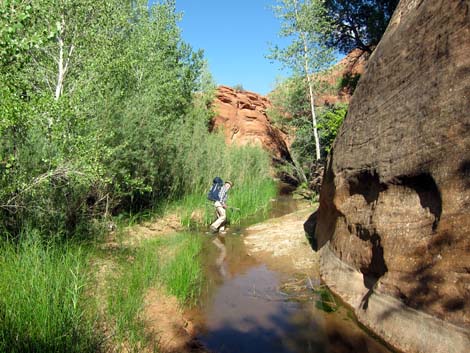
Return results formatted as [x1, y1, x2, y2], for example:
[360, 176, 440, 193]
[0, 234, 98, 353]
[106, 233, 203, 348]
[107, 239, 161, 346]
[160, 233, 203, 305]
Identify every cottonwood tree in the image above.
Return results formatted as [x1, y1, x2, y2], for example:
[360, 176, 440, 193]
[325, 0, 399, 53]
[28, 0, 121, 101]
[0, 0, 128, 233]
[268, 0, 334, 162]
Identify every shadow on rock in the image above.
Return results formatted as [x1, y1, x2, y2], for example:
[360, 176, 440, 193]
[303, 211, 319, 251]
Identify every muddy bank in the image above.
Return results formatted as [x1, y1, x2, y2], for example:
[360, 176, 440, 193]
[244, 206, 319, 275]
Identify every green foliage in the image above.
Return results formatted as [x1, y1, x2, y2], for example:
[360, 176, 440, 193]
[290, 103, 347, 160]
[107, 233, 203, 348]
[325, 0, 399, 53]
[0, 234, 98, 353]
[0, 0, 128, 237]
[267, 76, 310, 129]
[232, 83, 245, 92]
[337, 72, 361, 94]
[267, 0, 334, 75]
[269, 76, 347, 178]
[317, 103, 347, 154]
[160, 233, 203, 304]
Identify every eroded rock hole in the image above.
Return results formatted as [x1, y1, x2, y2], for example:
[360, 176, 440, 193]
[459, 160, 470, 189]
[353, 223, 388, 310]
[348, 170, 387, 204]
[392, 173, 442, 231]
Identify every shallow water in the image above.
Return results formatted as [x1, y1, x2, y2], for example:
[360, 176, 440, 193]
[190, 192, 394, 353]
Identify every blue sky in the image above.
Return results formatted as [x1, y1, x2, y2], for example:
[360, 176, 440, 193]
[151, 0, 292, 95]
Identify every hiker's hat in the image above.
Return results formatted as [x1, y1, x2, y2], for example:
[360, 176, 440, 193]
[225, 180, 233, 187]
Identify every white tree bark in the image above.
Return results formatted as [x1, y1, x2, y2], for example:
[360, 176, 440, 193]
[54, 15, 74, 101]
[295, 0, 322, 161]
[306, 70, 321, 161]
[55, 16, 65, 100]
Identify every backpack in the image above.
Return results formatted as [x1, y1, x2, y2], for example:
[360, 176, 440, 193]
[207, 177, 224, 201]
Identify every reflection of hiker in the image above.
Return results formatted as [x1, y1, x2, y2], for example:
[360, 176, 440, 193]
[208, 179, 233, 234]
[212, 236, 227, 277]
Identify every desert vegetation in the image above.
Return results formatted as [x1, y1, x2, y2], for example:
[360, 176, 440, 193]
[267, 0, 397, 195]
[0, 1, 275, 351]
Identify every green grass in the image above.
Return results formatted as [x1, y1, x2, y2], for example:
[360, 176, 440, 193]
[229, 177, 277, 224]
[177, 177, 277, 228]
[315, 286, 338, 313]
[107, 239, 161, 348]
[0, 233, 98, 353]
[0, 138, 277, 352]
[160, 233, 203, 305]
[107, 232, 203, 349]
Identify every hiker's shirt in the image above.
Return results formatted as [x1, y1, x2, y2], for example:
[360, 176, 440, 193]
[218, 185, 230, 206]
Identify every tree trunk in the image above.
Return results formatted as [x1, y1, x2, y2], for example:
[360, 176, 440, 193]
[291, 153, 308, 185]
[55, 15, 74, 100]
[301, 39, 321, 161]
[306, 74, 321, 160]
[295, 0, 322, 161]
[55, 16, 65, 101]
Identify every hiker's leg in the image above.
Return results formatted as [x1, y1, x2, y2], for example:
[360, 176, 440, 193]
[211, 205, 226, 230]
[210, 202, 224, 231]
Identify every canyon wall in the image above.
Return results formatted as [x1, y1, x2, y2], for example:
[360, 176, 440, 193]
[317, 48, 369, 106]
[313, 0, 470, 352]
[211, 86, 291, 161]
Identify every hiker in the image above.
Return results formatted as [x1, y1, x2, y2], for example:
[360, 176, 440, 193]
[209, 180, 233, 234]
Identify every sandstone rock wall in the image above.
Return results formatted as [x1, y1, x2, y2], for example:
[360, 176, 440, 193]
[211, 86, 291, 161]
[317, 48, 369, 106]
[313, 0, 470, 352]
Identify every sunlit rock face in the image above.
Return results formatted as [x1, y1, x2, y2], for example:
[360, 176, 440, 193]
[211, 86, 291, 161]
[316, 48, 369, 106]
[313, 0, 470, 352]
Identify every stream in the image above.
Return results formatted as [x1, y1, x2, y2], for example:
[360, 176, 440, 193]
[187, 191, 395, 353]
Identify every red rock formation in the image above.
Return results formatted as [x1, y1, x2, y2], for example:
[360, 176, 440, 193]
[211, 86, 291, 161]
[312, 0, 470, 352]
[316, 49, 369, 106]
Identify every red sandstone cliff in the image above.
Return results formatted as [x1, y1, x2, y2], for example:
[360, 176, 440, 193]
[211, 86, 291, 161]
[311, 1, 470, 352]
[317, 49, 369, 106]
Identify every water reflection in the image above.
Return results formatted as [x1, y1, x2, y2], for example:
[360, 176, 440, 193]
[194, 193, 393, 353]
[198, 263, 392, 353]
[199, 265, 325, 353]
[212, 236, 227, 278]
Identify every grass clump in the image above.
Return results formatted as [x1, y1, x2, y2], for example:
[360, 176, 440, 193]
[315, 286, 338, 313]
[107, 233, 203, 349]
[160, 233, 203, 305]
[0, 233, 98, 353]
[107, 240, 162, 347]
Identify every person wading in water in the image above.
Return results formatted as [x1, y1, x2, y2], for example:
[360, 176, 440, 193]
[209, 180, 233, 235]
